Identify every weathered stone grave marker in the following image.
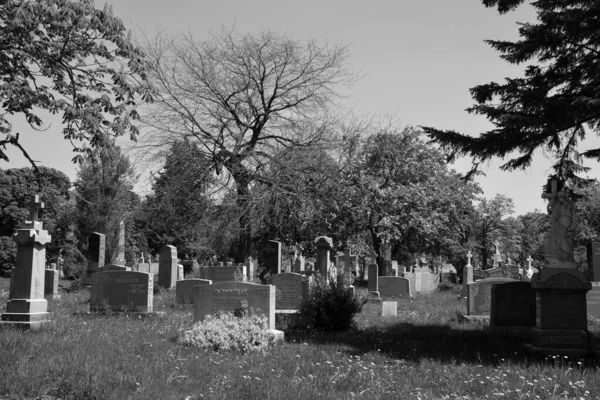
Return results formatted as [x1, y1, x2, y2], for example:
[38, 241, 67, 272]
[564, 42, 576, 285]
[381, 301, 397, 317]
[467, 277, 517, 317]
[176, 279, 212, 305]
[194, 282, 276, 330]
[1, 195, 52, 330]
[378, 276, 412, 297]
[490, 281, 536, 328]
[90, 270, 153, 313]
[271, 273, 309, 310]
[258, 240, 281, 275]
[367, 263, 379, 297]
[158, 245, 177, 289]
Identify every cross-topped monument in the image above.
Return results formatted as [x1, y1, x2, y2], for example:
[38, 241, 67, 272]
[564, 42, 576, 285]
[318, 219, 331, 237]
[527, 255, 533, 269]
[466, 250, 472, 267]
[26, 195, 44, 227]
[493, 240, 501, 267]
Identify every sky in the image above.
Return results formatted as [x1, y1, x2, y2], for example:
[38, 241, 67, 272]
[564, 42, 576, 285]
[5, 0, 600, 216]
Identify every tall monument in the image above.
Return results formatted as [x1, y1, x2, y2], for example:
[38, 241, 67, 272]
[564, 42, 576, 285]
[529, 178, 591, 355]
[1, 195, 52, 330]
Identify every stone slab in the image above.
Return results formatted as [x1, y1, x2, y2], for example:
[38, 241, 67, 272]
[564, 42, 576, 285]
[378, 277, 411, 297]
[271, 273, 309, 310]
[490, 282, 536, 328]
[158, 245, 177, 289]
[90, 271, 153, 313]
[381, 301, 397, 317]
[467, 278, 517, 316]
[194, 282, 275, 330]
[367, 264, 378, 294]
[197, 266, 247, 283]
[587, 282, 600, 320]
[176, 279, 212, 305]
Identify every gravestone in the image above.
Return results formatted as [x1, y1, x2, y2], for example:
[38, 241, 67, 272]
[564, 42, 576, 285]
[467, 277, 517, 316]
[315, 237, 332, 278]
[116, 220, 125, 264]
[528, 179, 592, 355]
[258, 240, 281, 275]
[246, 257, 256, 280]
[391, 261, 399, 277]
[381, 301, 397, 317]
[194, 282, 276, 330]
[367, 263, 379, 296]
[586, 282, 600, 320]
[176, 279, 212, 305]
[588, 242, 600, 281]
[97, 264, 130, 272]
[1, 195, 52, 330]
[90, 271, 153, 312]
[158, 245, 178, 289]
[271, 273, 309, 310]
[197, 266, 247, 283]
[484, 267, 504, 279]
[177, 264, 184, 280]
[87, 232, 105, 279]
[293, 255, 305, 273]
[378, 277, 412, 297]
[341, 248, 358, 276]
[490, 282, 536, 328]
[44, 269, 60, 300]
[419, 273, 439, 293]
[180, 260, 200, 276]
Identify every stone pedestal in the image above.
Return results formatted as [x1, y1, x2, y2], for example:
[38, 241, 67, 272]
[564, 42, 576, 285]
[315, 236, 332, 279]
[1, 196, 52, 330]
[158, 245, 178, 289]
[528, 268, 592, 356]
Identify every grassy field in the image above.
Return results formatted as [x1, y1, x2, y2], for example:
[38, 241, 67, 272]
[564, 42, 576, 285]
[0, 278, 599, 400]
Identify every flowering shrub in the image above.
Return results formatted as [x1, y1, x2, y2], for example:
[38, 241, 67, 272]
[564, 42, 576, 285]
[300, 273, 367, 331]
[179, 301, 274, 353]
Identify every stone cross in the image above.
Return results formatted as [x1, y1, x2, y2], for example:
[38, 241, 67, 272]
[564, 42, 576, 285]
[541, 178, 558, 202]
[27, 195, 44, 223]
[527, 255, 533, 269]
[318, 219, 331, 236]
[467, 250, 472, 267]
[494, 240, 500, 255]
[140, 253, 145, 264]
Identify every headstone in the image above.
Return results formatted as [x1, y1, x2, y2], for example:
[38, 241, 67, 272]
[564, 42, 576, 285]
[177, 264, 184, 280]
[246, 257, 256, 280]
[529, 179, 592, 355]
[158, 245, 177, 289]
[87, 232, 105, 278]
[367, 263, 379, 296]
[484, 267, 503, 279]
[194, 282, 276, 330]
[44, 269, 60, 300]
[588, 242, 600, 281]
[381, 301, 397, 317]
[467, 277, 517, 316]
[1, 195, 52, 330]
[97, 264, 131, 272]
[258, 240, 281, 275]
[117, 220, 125, 264]
[315, 236, 332, 279]
[493, 240, 501, 268]
[90, 271, 153, 313]
[490, 282, 536, 328]
[461, 253, 474, 298]
[180, 260, 200, 275]
[176, 279, 212, 305]
[341, 248, 358, 276]
[419, 273, 439, 293]
[197, 266, 247, 283]
[378, 277, 412, 297]
[586, 282, 600, 319]
[391, 261, 399, 277]
[271, 273, 309, 310]
[293, 255, 305, 273]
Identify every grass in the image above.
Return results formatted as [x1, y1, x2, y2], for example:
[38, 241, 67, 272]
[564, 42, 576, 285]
[0, 278, 599, 399]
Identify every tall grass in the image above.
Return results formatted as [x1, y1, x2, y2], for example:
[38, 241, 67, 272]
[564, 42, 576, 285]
[0, 278, 598, 399]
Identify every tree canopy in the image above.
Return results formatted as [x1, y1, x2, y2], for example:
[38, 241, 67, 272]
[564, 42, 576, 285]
[0, 0, 151, 169]
[423, 0, 600, 186]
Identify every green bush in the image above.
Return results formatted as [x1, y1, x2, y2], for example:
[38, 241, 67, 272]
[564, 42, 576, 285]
[0, 236, 16, 276]
[300, 273, 367, 331]
[179, 301, 274, 353]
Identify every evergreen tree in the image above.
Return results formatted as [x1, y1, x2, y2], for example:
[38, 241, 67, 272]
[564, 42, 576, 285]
[74, 140, 138, 266]
[423, 0, 600, 186]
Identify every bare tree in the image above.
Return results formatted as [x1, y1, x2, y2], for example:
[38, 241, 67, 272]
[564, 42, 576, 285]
[136, 27, 357, 261]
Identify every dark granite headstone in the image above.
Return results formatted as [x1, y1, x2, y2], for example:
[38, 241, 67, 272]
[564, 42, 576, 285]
[258, 240, 281, 275]
[467, 277, 517, 316]
[490, 282, 536, 327]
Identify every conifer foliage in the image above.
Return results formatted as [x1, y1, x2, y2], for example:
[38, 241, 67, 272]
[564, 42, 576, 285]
[423, 0, 600, 185]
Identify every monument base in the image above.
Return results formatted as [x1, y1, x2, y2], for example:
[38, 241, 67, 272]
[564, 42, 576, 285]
[529, 268, 592, 356]
[270, 329, 285, 344]
[0, 311, 51, 331]
[368, 291, 380, 298]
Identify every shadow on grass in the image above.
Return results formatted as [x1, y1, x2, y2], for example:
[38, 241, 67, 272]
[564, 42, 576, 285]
[286, 321, 600, 367]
